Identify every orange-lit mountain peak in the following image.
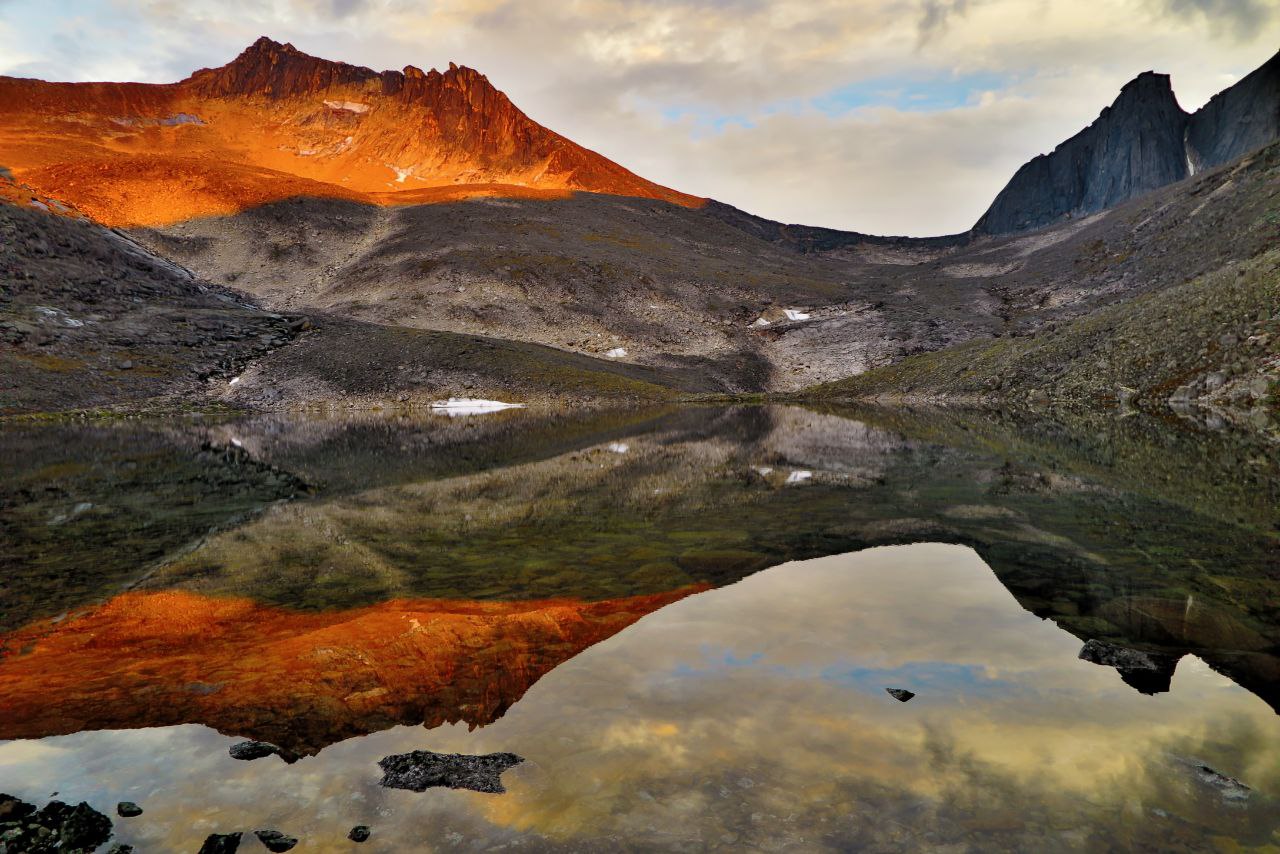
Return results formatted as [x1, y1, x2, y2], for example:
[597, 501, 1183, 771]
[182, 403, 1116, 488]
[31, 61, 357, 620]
[0, 37, 702, 226]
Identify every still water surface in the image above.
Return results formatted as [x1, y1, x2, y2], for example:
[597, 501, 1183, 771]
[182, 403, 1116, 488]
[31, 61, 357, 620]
[0, 405, 1277, 851]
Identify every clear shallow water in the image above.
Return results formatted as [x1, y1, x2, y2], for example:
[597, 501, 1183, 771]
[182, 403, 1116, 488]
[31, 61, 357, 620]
[0, 405, 1277, 851]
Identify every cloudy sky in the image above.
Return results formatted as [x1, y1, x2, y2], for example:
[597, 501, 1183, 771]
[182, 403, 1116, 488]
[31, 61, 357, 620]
[0, 0, 1276, 235]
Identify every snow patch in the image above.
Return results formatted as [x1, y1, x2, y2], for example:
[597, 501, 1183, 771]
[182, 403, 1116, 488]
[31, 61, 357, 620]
[785, 470, 813, 484]
[229, 376, 242, 386]
[751, 317, 771, 328]
[783, 309, 811, 321]
[605, 348, 628, 358]
[389, 165, 415, 183]
[324, 100, 370, 114]
[430, 398, 526, 417]
[607, 442, 629, 454]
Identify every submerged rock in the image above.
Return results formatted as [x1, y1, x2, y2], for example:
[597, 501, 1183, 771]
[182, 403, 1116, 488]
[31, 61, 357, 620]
[1171, 756, 1253, 803]
[254, 829, 298, 852]
[115, 801, 142, 817]
[885, 688, 916, 703]
[1078, 639, 1180, 695]
[0, 796, 113, 853]
[377, 750, 525, 794]
[198, 831, 242, 853]
[348, 825, 371, 843]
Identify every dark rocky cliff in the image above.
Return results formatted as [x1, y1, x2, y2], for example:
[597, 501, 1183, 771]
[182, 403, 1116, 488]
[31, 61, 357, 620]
[974, 50, 1280, 236]
[1187, 50, 1280, 172]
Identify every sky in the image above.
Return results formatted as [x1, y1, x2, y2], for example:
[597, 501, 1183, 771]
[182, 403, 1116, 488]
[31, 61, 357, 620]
[0, 0, 1276, 235]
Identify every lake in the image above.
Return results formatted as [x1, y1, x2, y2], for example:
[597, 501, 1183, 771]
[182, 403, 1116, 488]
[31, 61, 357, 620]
[1, 405, 1277, 852]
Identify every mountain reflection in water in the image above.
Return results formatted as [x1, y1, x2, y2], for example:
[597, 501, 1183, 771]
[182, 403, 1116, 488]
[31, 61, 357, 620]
[0, 405, 1277, 851]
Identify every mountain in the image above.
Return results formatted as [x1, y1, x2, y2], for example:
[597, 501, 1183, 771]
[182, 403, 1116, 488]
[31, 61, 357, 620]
[2, 39, 1276, 423]
[0, 37, 699, 227]
[974, 50, 1280, 235]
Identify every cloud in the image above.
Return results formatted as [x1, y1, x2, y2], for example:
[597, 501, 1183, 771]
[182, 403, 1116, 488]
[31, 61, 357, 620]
[917, 0, 970, 47]
[1156, 0, 1271, 40]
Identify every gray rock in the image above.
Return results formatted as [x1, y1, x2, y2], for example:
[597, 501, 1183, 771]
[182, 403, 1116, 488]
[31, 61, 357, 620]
[228, 740, 296, 763]
[377, 750, 525, 794]
[1079, 639, 1180, 695]
[116, 801, 143, 817]
[254, 829, 298, 852]
[198, 832, 243, 854]
[348, 826, 371, 843]
[885, 688, 916, 703]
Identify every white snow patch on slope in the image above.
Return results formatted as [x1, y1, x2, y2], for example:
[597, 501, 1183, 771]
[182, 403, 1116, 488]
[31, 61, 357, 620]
[607, 442, 629, 454]
[785, 470, 813, 484]
[430, 398, 526, 416]
[605, 348, 628, 358]
[324, 100, 370, 114]
[784, 309, 811, 321]
[752, 317, 771, 327]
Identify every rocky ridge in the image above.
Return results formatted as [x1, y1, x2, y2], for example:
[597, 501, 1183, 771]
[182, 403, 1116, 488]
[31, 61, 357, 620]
[0, 37, 698, 227]
[974, 50, 1280, 235]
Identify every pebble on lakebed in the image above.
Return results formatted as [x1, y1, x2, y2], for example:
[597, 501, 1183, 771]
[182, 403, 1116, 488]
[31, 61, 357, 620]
[886, 688, 916, 702]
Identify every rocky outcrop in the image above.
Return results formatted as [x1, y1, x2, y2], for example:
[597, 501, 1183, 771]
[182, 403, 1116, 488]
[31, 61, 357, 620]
[975, 50, 1280, 235]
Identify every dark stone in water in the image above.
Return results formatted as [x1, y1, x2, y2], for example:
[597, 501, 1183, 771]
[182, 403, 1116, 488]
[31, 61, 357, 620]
[116, 801, 143, 817]
[0, 793, 35, 822]
[378, 750, 524, 794]
[886, 688, 915, 702]
[198, 831, 242, 853]
[106, 845, 135, 853]
[254, 829, 298, 852]
[228, 740, 297, 763]
[0, 796, 113, 853]
[348, 825, 371, 842]
[1078, 639, 1180, 695]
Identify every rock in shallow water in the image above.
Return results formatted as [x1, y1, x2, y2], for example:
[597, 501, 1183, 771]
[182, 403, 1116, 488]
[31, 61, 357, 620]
[1078, 638, 1180, 695]
[348, 825, 371, 842]
[115, 801, 142, 817]
[378, 750, 525, 794]
[197, 831, 242, 853]
[254, 829, 298, 852]
[228, 740, 297, 763]
[885, 688, 916, 702]
[0, 796, 113, 853]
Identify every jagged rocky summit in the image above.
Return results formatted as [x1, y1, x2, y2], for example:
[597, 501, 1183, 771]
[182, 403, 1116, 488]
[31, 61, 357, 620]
[975, 50, 1280, 235]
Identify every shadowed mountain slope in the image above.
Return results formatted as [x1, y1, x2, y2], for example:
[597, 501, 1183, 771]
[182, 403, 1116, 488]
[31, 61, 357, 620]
[0, 189, 717, 415]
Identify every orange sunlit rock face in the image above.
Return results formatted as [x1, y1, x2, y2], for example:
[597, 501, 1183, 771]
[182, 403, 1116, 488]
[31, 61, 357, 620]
[0, 37, 703, 227]
[0, 586, 706, 756]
